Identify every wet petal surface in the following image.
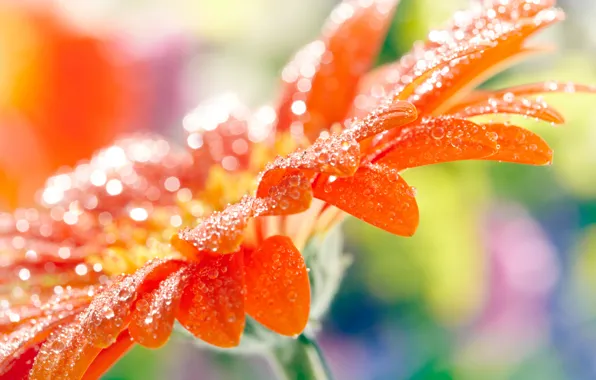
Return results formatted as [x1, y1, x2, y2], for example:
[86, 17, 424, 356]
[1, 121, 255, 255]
[276, 0, 400, 142]
[244, 236, 310, 336]
[481, 123, 553, 165]
[313, 164, 419, 236]
[176, 253, 245, 348]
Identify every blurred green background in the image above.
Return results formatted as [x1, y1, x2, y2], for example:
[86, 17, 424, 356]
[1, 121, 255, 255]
[2, 0, 596, 379]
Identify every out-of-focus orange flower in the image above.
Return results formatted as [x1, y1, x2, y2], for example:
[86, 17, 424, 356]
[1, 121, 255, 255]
[0, 4, 138, 209]
[1, 0, 595, 378]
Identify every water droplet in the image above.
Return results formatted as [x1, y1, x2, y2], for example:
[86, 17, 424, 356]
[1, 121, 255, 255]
[486, 131, 499, 142]
[102, 306, 115, 319]
[431, 127, 445, 139]
[118, 287, 134, 301]
[207, 268, 219, 280]
[287, 291, 298, 302]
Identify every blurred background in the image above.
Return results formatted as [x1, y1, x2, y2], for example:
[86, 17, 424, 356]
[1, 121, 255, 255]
[2, 0, 596, 379]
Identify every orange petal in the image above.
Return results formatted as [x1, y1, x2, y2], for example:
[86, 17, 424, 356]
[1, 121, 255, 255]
[129, 266, 191, 348]
[176, 253, 245, 348]
[82, 331, 135, 380]
[29, 320, 99, 380]
[356, 2, 560, 122]
[256, 170, 313, 216]
[0, 309, 82, 376]
[412, 13, 563, 116]
[31, 259, 180, 380]
[313, 164, 419, 236]
[0, 287, 94, 334]
[481, 123, 553, 165]
[177, 199, 255, 255]
[276, 0, 400, 142]
[352, 46, 545, 120]
[0, 344, 39, 380]
[263, 133, 361, 177]
[449, 96, 565, 124]
[347, 100, 418, 142]
[77, 258, 185, 348]
[487, 81, 596, 97]
[244, 236, 310, 336]
[368, 117, 498, 170]
[447, 81, 596, 115]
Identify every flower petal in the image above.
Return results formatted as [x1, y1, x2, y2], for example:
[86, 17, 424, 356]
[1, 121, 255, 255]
[176, 199, 254, 255]
[82, 331, 135, 380]
[449, 96, 565, 124]
[176, 253, 245, 348]
[351, 46, 542, 119]
[29, 320, 97, 380]
[276, 0, 400, 142]
[481, 123, 553, 165]
[77, 258, 185, 349]
[30, 260, 184, 379]
[369, 117, 498, 170]
[262, 133, 361, 177]
[0, 286, 94, 334]
[412, 11, 563, 116]
[0, 309, 82, 377]
[0, 344, 39, 380]
[313, 163, 419, 236]
[446, 81, 596, 114]
[347, 100, 418, 143]
[129, 266, 191, 348]
[257, 170, 313, 216]
[244, 236, 310, 336]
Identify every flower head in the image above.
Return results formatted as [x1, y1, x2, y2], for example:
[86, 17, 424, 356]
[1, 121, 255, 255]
[1, 0, 594, 378]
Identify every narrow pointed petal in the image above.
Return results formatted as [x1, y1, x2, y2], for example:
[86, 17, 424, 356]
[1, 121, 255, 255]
[313, 164, 419, 236]
[481, 123, 553, 165]
[449, 96, 565, 124]
[276, 0, 400, 142]
[487, 81, 596, 97]
[82, 331, 135, 380]
[368, 117, 498, 170]
[176, 253, 245, 348]
[446, 81, 596, 115]
[129, 266, 191, 348]
[412, 13, 563, 116]
[352, 0, 561, 127]
[244, 236, 310, 336]
[353, 45, 545, 119]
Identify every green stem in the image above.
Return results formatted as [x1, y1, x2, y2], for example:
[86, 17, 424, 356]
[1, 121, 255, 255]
[269, 334, 334, 380]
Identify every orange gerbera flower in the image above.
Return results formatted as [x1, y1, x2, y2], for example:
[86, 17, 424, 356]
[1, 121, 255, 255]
[1, 0, 594, 378]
